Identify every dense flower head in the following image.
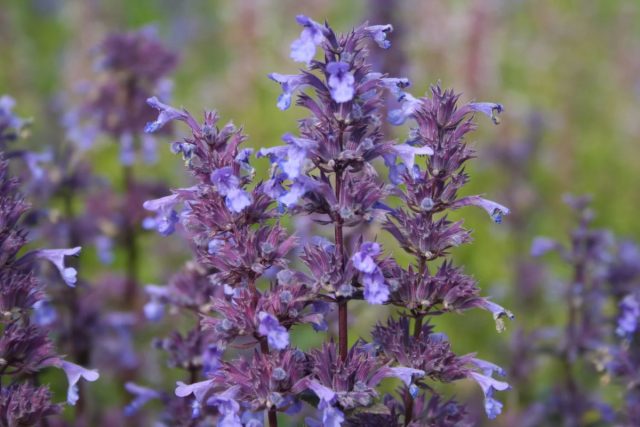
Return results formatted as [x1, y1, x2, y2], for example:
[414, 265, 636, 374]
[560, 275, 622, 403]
[0, 384, 61, 426]
[212, 348, 308, 414]
[372, 317, 471, 383]
[154, 328, 217, 373]
[85, 27, 178, 137]
[146, 14, 510, 427]
[0, 152, 99, 422]
[0, 322, 58, 374]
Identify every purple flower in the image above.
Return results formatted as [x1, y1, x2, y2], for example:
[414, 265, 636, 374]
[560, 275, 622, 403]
[365, 24, 393, 49]
[326, 62, 355, 103]
[142, 193, 181, 236]
[94, 235, 114, 265]
[202, 344, 223, 377]
[616, 294, 639, 338]
[258, 311, 290, 350]
[363, 269, 389, 305]
[0, 95, 25, 131]
[392, 144, 434, 170]
[32, 299, 57, 326]
[35, 247, 81, 287]
[388, 93, 422, 125]
[318, 399, 345, 427]
[211, 167, 241, 195]
[268, 73, 307, 110]
[259, 134, 316, 181]
[141, 133, 157, 163]
[290, 15, 326, 64]
[58, 361, 100, 406]
[469, 102, 504, 125]
[22, 150, 52, 181]
[235, 148, 254, 172]
[380, 76, 411, 98]
[278, 180, 309, 207]
[476, 299, 515, 333]
[471, 358, 507, 377]
[124, 382, 161, 416]
[352, 242, 390, 304]
[281, 134, 316, 179]
[454, 195, 510, 224]
[385, 367, 426, 386]
[225, 187, 253, 213]
[208, 238, 224, 255]
[352, 242, 381, 274]
[207, 386, 242, 427]
[468, 371, 510, 419]
[119, 132, 135, 165]
[210, 167, 252, 213]
[175, 379, 214, 402]
[530, 237, 558, 257]
[143, 285, 169, 321]
[144, 96, 189, 133]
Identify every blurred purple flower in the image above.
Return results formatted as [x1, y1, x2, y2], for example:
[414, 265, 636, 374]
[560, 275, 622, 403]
[365, 24, 393, 49]
[124, 382, 162, 416]
[617, 294, 639, 339]
[469, 102, 504, 125]
[58, 361, 100, 406]
[268, 73, 308, 110]
[35, 247, 81, 287]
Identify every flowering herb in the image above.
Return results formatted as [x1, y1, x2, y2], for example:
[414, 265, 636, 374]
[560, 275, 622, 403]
[0, 153, 98, 425]
[141, 15, 512, 426]
[503, 195, 640, 425]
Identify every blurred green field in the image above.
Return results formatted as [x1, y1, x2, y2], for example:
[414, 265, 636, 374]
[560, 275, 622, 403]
[2, 0, 639, 425]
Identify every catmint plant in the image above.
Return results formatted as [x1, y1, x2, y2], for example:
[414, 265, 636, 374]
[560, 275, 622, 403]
[71, 26, 178, 305]
[141, 16, 511, 426]
[0, 140, 99, 424]
[515, 195, 640, 426]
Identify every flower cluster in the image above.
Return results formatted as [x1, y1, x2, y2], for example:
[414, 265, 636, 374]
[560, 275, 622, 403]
[71, 26, 178, 164]
[140, 15, 511, 426]
[0, 153, 98, 425]
[505, 195, 640, 425]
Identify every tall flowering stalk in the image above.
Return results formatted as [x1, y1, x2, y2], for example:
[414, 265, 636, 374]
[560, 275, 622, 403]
[142, 16, 511, 426]
[0, 147, 99, 424]
[72, 26, 178, 305]
[514, 196, 640, 426]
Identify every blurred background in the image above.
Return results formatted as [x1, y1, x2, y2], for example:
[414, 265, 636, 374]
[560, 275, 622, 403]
[1, 0, 640, 425]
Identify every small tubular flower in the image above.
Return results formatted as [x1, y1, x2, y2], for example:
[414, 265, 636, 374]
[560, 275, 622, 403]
[326, 61, 355, 103]
[258, 311, 290, 350]
[290, 15, 327, 64]
[35, 247, 81, 287]
[58, 361, 100, 406]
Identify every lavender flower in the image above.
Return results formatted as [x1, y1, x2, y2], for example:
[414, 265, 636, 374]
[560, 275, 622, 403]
[326, 61, 355, 103]
[124, 382, 162, 416]
[268, 73, 308, 111]
[258, 311, 290, 350]
[364, 24, 393, 49]
[469, 102, 505, 125]
[145, 96, 192, 133]
[34, 247, 81, 287]
[617, 294, 640, 338]
[468, 372, 510, 419]
[142, 15, 511, 427]
[58, 361, 100, 405]
[290, 15, 327, 64]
